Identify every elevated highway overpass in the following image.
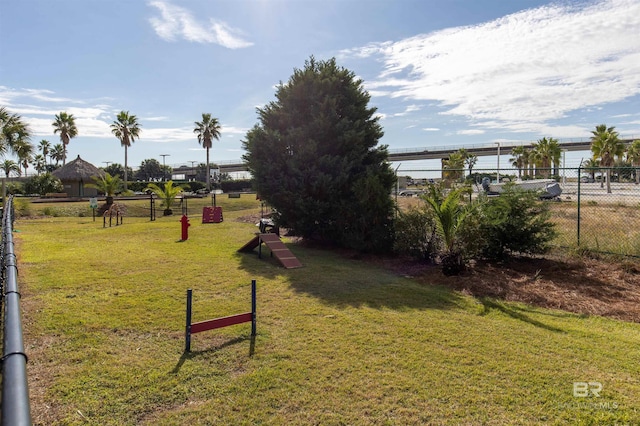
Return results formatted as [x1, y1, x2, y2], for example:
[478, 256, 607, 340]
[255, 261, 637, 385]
[216, 137, 638, 173]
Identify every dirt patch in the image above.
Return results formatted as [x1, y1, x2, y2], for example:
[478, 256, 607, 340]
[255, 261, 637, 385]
[236, 213, 263, 224]
[380, 254, 640, 323]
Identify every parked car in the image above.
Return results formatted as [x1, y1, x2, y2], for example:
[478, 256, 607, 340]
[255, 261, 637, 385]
[398, 189, 424, 197]
[580, 176, 595, 183]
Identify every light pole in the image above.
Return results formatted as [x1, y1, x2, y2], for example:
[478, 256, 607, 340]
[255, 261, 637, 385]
[189, 161, 197, 181]
[495, 142, 501, 183]
[103, 161, 112, 169]
[562, 149, 567, 186]
[160, 154, 170, 181]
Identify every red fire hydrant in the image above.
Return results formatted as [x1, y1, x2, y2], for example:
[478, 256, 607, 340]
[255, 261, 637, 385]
[180, 215, 190, 241]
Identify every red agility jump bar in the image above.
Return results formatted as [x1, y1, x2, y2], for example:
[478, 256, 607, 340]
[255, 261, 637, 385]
[185, 280, 256, 352]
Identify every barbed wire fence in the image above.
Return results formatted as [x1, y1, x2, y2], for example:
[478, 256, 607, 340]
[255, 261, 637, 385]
[397, 167, 640, 257]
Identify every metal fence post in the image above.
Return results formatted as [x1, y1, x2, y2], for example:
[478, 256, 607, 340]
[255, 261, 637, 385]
[577, 166, 581, 247]
[185, 289, 193, 353]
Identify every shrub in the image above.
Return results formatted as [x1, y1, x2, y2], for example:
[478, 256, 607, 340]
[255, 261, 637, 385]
[5, 181, 24, 195]
[23, 173, 63, 196]
[12, 197, 32, 217]
[188, 181, 206, 192]
[478, 187, 557, 260]
[394, 206, 437, 261]
[219, 179, 253, 193]
[43, 206, 59, 217]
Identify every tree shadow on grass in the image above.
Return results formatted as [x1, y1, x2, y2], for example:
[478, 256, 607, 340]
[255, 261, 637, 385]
[171, 334, 255, 374]
[290, 275, 466, 311]
[236, 244, 467, 312]
[479, 298, 566, 333]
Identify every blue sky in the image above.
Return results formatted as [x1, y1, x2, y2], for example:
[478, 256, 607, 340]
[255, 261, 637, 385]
[2, 0, 640, 173]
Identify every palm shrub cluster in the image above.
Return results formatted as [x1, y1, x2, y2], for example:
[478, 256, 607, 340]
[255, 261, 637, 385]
[145, 180, 185, 216]
[395, 185, 557, 275]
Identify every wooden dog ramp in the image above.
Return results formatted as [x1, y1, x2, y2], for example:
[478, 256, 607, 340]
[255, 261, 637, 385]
[238, 233, 303, 269]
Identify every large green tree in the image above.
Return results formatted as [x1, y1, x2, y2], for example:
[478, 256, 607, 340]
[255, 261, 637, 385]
[111, 111, 141, 192]
[136, 158, 164, 181]
[590, 124, 624, 193]
[193, 113, 221, 191]
[52, 111, 77, 165]
[242, 57, 396, 252]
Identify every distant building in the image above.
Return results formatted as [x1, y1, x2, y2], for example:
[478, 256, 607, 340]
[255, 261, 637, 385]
[52, 155, 104, 197]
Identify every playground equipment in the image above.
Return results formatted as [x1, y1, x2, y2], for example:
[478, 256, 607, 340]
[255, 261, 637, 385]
[103, 203, 125, 227]
[202, 206, 223, 223]
[202, 191, 223, 223]
[238, 232, 303, 269]
[184, 280, 256, 352]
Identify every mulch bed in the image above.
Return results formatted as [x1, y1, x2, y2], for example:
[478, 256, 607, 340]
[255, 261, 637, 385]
[381, 254, 640, 323]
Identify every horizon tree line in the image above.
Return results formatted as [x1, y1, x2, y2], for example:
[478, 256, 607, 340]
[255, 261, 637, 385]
[0, 107, 224, 191]
[3, 105, 640, 193]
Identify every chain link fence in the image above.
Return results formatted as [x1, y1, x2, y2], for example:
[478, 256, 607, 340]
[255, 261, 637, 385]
[396, 167, 640, 257]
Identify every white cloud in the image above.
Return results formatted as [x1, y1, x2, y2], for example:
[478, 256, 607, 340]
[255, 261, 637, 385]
[144, 116, 169, 122]
[457, 129, 485, 135]
[347, 0, 640, 136]
[148, 1, 253, 48]
[393, 104, 422, 117]
[422, 127, 440, 132]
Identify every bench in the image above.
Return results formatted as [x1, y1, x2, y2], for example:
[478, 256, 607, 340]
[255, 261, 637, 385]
[228, 193, 241, 198]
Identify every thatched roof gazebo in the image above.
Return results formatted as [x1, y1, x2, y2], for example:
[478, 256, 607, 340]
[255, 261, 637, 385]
[52, 155, 105, 198]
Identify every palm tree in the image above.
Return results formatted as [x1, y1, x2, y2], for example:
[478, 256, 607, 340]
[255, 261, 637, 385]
[52, 112, 78, 165]
[51, 143, 66, 166]
[1, 159, 20, 179]
[581, 158, 600, 181]
[111, 111, 141, 192]
[626, 139, 640, 184]
[532, 137, 560, 178]
[423, 186, 475, 275]
[13, 139, 34, 176]
[193, 113, 221, 191]
[86, 172, 123, 205]
[456, 148, 477, 177]
[510, 146, 526, 178]
[145, 180, 184, 216]
[590, 124, 625, 193]
[38, 139, 52, 165]
[1, 107, 31, 159]
[32, 154, 46, 175]
[442, 152, 465, 182]
[548, 139, 562, 176]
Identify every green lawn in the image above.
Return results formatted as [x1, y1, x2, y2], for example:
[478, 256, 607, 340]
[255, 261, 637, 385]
[15, 196, 640, 425]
